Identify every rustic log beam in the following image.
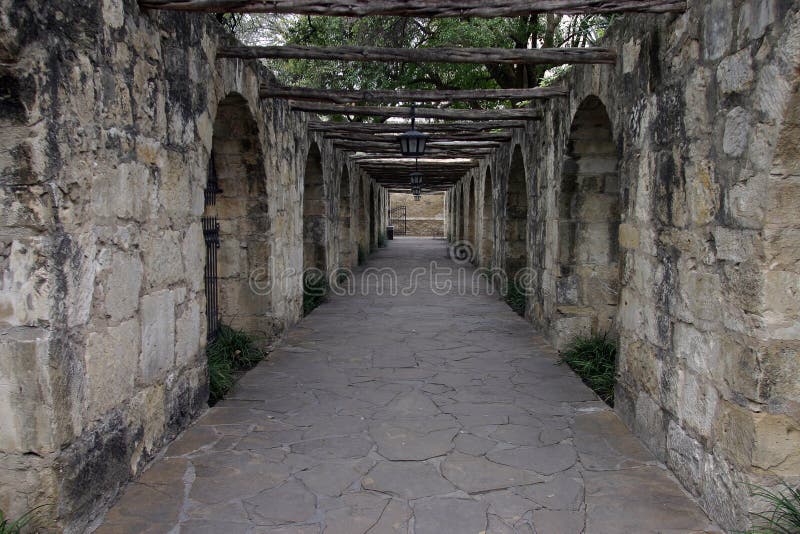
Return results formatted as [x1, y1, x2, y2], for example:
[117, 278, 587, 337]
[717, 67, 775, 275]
[139, 0, 687, 17]
[220, 45, 616, 66]
[262, 85, 568, 103]
[309, 121, 526, 132]
[334, 140, 501, 149]
[325, 132, 513, 142]
[293, 102, 541, 120]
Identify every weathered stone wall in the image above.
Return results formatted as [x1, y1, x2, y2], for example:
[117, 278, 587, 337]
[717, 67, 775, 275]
[389, 192, 445, 237]
[450, 1, 800, 529]
[0, 0, 380, 530]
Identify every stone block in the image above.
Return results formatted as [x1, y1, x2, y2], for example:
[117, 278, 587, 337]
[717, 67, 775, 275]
[618, 223, 639, 250]
[139, 290, 175, 385]
[673, 322, 719, 377]
[713, 227, 762, 263]
[0, 327, 54, 453]
[182, 222, 205, 293]
[85, 319, 139, 423]
[0, 239, 51, 327]
[91, 162, 152, 220]
[104, 251, 143, 322]
[723, 107, 751, 157]
[175, 300, 201, 368]
[764, 227, 800, 272]
[751, 412, 800, 475]
[142, 230, 183, 289]
[717, 48, 754, 95]
[703, 0, 732, 60]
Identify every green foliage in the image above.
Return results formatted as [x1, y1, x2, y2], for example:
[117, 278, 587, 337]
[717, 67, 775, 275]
[0, 505, 45, 534]
[559, 334, 617, 406]
[303, 271, 329, 316]
[238, 14, 610, 99]
[358, 244, 367, 265]
[207, 325, 265, 404]
[748, 484, 800, 534]
[504, 280, 526, 316]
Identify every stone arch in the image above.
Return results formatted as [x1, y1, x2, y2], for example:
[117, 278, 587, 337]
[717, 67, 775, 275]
[464, 178, 474, 245]
[504, 145, 528, 277]
[458, 185, 466, 242]
[480, 167, 494, 267]
[303, 142, 327, 272]
[556, 95, 621, 335]
[338, 165, 353, 267]
[207, 93, 270, 336]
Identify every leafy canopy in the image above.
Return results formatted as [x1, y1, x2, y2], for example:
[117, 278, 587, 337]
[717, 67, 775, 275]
[226, 14, 612, 92]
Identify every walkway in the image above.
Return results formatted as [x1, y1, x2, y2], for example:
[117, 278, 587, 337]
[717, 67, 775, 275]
[98, 238, 718, 533]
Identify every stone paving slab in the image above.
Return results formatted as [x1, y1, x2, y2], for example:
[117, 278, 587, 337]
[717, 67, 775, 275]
[95, 238, 720, 534]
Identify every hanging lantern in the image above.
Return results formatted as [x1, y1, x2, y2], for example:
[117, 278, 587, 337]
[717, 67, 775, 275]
[414, 193, 422, 201]
[398, 106, 428, 157]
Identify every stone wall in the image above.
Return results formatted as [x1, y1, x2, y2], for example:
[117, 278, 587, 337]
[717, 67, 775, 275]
[449, 1, 800, 529]
[389, 192, 446, 237]
[0, 0, 383, 530]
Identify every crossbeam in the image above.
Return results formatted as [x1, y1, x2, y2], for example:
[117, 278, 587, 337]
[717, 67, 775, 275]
[308, 121, 527, 132]
[293, 102, 541, 120]
[220, 45, 616, 66]
[140, 1, 687, 17]
[262, 85, 568, 104]
[325, 132, 513, 142]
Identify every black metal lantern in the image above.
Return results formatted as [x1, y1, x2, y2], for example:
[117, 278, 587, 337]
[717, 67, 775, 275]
[414, 193, 422, 201]
[409, 172, 423, 187]
[399, 106, 428, 157]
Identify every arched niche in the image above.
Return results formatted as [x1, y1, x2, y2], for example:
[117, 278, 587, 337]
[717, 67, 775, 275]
[206, 93, 270, 337]
[556, 95, 621, 334]
[303, 142, 327, 272]
[504, 145, 528, 277]
[480, 167, 494, 267]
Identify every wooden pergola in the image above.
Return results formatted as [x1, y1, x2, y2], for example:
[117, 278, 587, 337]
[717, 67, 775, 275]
[140, 0, 685, 191]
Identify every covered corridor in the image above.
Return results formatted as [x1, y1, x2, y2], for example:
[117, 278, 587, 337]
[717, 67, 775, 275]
[98, 239, 716, 533]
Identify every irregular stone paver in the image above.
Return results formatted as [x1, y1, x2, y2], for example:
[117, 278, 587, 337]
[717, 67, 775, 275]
[412, 498, 489, 534]
[487, 443, 578, 475]
[361, 461, 455, 499]
[442, 452, 542, 492]
[97, 239, 718, 533]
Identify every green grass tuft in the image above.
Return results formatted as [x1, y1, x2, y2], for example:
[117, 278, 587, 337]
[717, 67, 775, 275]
[504, 280, 526, 316]
[748, 484, 800, 534]
[559, 333, 617, 406]
[303, 271, 329, 316]
[206, 325, 265, 405]
[0, 506, 46, 534]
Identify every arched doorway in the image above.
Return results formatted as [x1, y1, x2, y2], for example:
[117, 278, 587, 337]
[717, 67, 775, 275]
[504, 146, 528, 278]
[303, 143, 327, 273]
[557, 96, 620, 334]
[338, 165, 352, 267]
[206, 93, 270, 338]
[480, 167, 494, 267]
[369, 181, 377, 250]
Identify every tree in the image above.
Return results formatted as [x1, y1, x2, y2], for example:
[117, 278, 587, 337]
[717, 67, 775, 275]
[231, 14, 610, 92]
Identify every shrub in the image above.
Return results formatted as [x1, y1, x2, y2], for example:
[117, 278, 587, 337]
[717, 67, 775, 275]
[559, 333, 617, 406]
[206, 325, 265, 405]
[748, 484, 800, 534]
[504, 280, 526, 316]
[303, 270, 328, 316]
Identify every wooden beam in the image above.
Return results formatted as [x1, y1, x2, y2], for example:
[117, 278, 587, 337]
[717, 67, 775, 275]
[220, 45, 616, 66]
[324, 132, 513, 142]
[140, 1, 687, 17]
[293, 102, 541, 121]
[333, 140, 501, 148]
[309, 121, 527, 132]
[262, 85, 568, 103]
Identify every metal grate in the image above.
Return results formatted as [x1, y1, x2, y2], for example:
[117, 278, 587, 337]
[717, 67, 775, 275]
[390, 205, 407, 236]
[203, 155, 222, 342]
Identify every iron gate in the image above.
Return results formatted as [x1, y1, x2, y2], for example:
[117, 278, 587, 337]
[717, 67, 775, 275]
[203, 155, 222, 342]
[390, 205, 407, 236]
